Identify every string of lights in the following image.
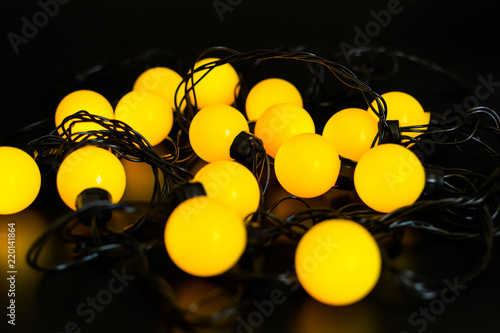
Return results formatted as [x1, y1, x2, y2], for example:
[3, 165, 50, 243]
[0, 43, 497, 330]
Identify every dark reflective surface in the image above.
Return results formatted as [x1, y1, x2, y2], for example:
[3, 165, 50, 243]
[3, 1, 500, 332]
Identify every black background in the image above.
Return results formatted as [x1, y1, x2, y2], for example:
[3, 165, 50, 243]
[3, 1, 500, 332]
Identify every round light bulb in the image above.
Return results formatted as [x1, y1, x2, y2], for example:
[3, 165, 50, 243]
[245, 78, 303, 121]
[295, 219, 381, 306]
[120, 159, 165, 203]
[188, 104, 249, 162]
[114, 90, 174, 146]
[187, 57, 239, 109]
[254, 103, 315, 158]
[424, 111, 431, 124]
[354, 143, 425, 213]
[165, 196, 247, 277]
[193, 160, 261, 218]
[274, 133, 340, 198]
[322, 108, 378, 162]
[55, 89, 114, 134]
[56, 146, 126, 210]
[367, 91, 428, 140]
[0, 147, 41, 215]
[133, 66, 185, 112]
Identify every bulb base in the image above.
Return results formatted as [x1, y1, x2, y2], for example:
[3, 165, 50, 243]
[334, 157, 356, 191]
[421, 165, 445, 198]
[378, 120, 401, 144]
[429, 112, 446, 125]
[165, 181, 207, 214]
[229, 131, 266, 170]
[75, 188, 113, 226]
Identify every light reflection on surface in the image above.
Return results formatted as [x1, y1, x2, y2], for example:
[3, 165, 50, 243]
[289, 296, 382, 333]
[0, 208, 52, 326]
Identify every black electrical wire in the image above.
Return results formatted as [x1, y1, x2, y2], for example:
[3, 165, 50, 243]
[328, 46, 471, 95]
[402, 106, 500, 161]
[19, 44, 500, 330]
[28, 111, 194, 205]
[26, 200, 144, 272]
[173, 46, 390, 133]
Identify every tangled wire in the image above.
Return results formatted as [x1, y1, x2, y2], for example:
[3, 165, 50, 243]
[18, 44, 500, 330]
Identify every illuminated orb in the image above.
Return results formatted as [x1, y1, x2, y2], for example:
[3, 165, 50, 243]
[120, 159, 165, 203]
[322, 108, 378, 162]
[368, 91, 428, 140]
[189, 104, 249, 162]
[245, 78, 303, 121]
[193, 160, 261, 218]
[424, 111, 431, 124]
[0, 147, 41, 215]
[274, 133, 340, 198]
[114, 90, 174, 146]
[254, 103, 315, 158]
[354, 143, 425, 213]
[56, 146, 126, 210]
[295, 219, 381, 306]
[165, 196, 247, 277]
[187, 57, 239, 109]
[55, 89, 114, 134]
[133, 66, 185, 112]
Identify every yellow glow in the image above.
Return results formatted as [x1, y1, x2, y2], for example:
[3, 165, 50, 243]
[188, 104, 249, 162]
[254, 103, 315, 158]
[193, 160, 260, 218]
[322, 108, 379, 162]
[56, 146, 126, 210]
[120, 159, 164, 203]
[0, 147, 41, 215]
[187, 57, 239, 109]
[295, 219, 381, 306]
[424, 111, 431, 123]
[165, 196, 247, 277]
[354, 143, 425, 213]
[54, 89, 114, 134]
[0, 210, 50, 299]
[245, 78, 303, 121]
[114, 90, 174, 146]
[274, 133, 340, 198]
[368, 91, 428, 140]
[133, 66, 185, 112]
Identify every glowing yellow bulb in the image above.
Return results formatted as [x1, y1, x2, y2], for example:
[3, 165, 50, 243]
[245, 78, 303, 121]
[274, 133, 340, 198]
[165, 196, 247, 277]
[254, 103, 315, 158]
[56, 146, 126, 210]
[322, 108, 379, 162]
[187, 57, 240, 109]
[354, 143, 425, 213]
[0, 147, 41, 215]
[114, 90, 174, 146]
[193, 160, 260, 218]
[295, 219, 381, 306]
[368, 91, 428, 140]
[120, 159, 164, 203]
[133, 66, 185, 112]
[55, 89, 114, 134]
[424, 111, 431, 123]
[189, 104, 249, 162]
